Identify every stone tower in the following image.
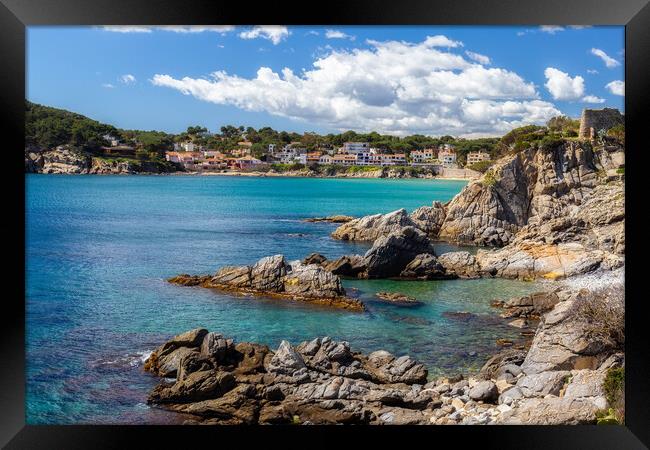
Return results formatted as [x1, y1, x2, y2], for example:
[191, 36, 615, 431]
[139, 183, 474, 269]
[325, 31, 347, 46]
[578, 108, 624, 140]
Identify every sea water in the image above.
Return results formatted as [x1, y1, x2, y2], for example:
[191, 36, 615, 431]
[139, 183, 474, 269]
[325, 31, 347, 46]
[26, 174, 539, 424]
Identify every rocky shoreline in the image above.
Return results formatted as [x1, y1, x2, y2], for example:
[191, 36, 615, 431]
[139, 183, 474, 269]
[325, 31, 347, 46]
[143, 283, 623, 425]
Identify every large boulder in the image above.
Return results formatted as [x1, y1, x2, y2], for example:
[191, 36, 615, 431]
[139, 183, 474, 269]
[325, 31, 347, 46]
[399, 253, 449, 279]
[331, 209, 415, 241]
[363, 227, 436, 278]
[250, 255, 287, 291]
[283, 262, 345, 298]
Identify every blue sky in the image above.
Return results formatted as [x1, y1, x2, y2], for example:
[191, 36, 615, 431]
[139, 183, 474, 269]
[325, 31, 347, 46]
[27, 25, 624, 137]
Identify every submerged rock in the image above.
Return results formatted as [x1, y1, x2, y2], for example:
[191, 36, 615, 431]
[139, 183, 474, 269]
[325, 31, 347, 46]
[374, 291, 421, 306]
[304, 215, 354, 223]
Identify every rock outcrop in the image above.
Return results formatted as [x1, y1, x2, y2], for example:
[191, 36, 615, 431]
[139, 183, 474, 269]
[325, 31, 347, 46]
[331, 209, 415, 242]
[399, 253, 449, 280]
[362, 227, 437, 278]
[169, 255, 364, 311]
[25, 145, 176, 174]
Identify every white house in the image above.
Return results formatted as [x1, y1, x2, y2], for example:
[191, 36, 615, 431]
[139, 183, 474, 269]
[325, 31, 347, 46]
[268, 144, 276, 154]
[102, 134, 120, 147]
[439, 149, 457, 168]
[410, 148, 436, 163]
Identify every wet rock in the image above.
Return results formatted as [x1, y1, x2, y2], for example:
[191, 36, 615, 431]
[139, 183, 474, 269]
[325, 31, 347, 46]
[167, 274, 211, 286]
[211, 265, 252, 288]
[363, 227, 436, 278]
[304, 215, 354, 223]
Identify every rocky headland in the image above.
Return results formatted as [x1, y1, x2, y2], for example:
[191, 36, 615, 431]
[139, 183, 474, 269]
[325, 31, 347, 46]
[25, 145, 176, 174]
[328, 140, 624, 281]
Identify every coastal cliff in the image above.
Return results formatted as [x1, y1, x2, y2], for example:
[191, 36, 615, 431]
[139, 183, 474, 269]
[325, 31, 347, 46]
[25, 146, 176, 174]
[330, 139, 625, 281]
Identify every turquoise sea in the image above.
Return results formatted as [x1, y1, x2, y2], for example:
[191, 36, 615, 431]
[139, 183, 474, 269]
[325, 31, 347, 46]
[26, 174, 539, 424]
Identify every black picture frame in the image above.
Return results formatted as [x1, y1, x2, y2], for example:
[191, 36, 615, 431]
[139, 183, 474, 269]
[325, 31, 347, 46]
[2, 0, 648, 447]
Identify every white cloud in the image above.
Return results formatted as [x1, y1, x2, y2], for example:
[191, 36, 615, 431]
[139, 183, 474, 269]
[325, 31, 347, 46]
[544, 67, 584, 100]
[540, 25, 564, 34]
[120, 74, 136, 84]
[101, 83, 115, 88]
[151, 37, 558, 137]
[587, 69, 599, 74]
[422, 35, 463, 47]
[606, 80, 625, 96]
[306, 30, 319, 36]
[102, 26, 152, 33]
[157, 25, 235, 34]
[465, 50, 490, 65]
[569, 25, 591, 29]
[102, 25, 235, 34]
[238, 26, 290, 45]
[325, 29, 355, 40]
[582, 95, 605, 104]
[591, 48, 620, 68]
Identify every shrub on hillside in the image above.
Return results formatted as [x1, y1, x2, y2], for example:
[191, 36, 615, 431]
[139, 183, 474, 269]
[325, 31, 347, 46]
[467, 160, 493, 173]
[571, 288, 625, 349]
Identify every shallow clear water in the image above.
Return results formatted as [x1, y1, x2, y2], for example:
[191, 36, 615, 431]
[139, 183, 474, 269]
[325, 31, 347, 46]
[26, 174, 539, 424]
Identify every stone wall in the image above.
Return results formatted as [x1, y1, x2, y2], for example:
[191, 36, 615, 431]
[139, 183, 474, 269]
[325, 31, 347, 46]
[578, 108, 624, 139]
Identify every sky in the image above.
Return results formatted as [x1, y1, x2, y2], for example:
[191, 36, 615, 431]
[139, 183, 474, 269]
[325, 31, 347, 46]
[27, 25, 625, 137]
